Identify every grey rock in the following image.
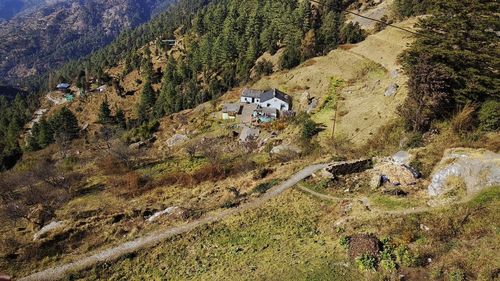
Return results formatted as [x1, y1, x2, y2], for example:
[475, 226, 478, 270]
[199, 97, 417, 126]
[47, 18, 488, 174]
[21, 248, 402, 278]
[33, 221, 64, 241]
[166, 134, 189, 147]
[129, 141, 145, 150]
[384, 83, 399, 97]
[428, 148, 500, 197]
[270, 144, 302, 155]
[370, 173, 382, 189]
[392, 151, 412, 165]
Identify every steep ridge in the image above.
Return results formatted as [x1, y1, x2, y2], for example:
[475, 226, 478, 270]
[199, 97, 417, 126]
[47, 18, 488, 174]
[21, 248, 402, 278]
[0, 0, 175, 85]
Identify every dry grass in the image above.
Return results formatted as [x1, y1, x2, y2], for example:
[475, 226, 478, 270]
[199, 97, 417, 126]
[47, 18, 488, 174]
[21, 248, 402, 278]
[451, 104, 477, 136]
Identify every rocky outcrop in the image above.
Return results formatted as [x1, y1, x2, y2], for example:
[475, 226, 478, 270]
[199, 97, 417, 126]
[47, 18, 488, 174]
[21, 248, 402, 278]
[270, 144, 302, 155]
[166, 134, 189, 147]
[428, 148, 500, 197]
[33, 221, 64, 241]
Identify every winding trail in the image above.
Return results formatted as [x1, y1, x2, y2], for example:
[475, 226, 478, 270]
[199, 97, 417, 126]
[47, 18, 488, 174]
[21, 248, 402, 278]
[297, 185, 448, 216]
[19, 164, 328, 281]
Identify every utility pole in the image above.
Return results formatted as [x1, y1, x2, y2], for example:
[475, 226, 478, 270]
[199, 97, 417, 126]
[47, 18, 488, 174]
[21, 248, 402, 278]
[331, 102, 338, 139]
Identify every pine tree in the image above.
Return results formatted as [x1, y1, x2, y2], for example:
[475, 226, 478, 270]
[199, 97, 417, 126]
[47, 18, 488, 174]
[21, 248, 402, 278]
[137, 79, 156, 123]
[38, 118, 54, 148]
[97, 98, 112, 124]
[115, 108, 127, 129]
[51, 107, 79, 142]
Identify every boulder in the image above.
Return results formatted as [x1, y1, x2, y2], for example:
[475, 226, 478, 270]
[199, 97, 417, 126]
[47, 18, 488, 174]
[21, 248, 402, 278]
[369, 173, 382, 189]
[371, 156, 419, 187]
[307, 98, 318, 114]
[384, 83, 399, 97]
[33, 221, 64, 241]
[428, 148, 500, 197]
[270, 144, 302, 155]
[147, 207, 181, 223]
[166, 134, 189, 147]
[391, 150, 412, 165]
[299, 91, 310, 109]
[129, 141, 146, 150]
[390, 69, 399, 79]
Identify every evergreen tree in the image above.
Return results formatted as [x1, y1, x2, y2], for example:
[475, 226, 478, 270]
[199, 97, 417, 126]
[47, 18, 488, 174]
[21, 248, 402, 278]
[97, 98, 112, 124]
[115, 108, 127, 129]
[51, 107, 80, 142]
[38, 118, 54, 148]
[137, 79, 156, 123]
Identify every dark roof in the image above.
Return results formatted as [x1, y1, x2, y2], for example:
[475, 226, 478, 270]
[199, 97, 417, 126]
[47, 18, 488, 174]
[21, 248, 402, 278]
[222, 103, 242, 113]
[260, 88, 291, 103]
[241, 88, 264, 98]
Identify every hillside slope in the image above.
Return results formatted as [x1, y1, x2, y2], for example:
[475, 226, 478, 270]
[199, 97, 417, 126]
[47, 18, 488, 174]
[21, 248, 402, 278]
[253, 18, 416, 145]
[0, 0, 175, 85]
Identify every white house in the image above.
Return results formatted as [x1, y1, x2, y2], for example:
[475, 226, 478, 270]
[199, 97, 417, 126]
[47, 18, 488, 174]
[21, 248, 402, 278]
[240, 88, 291, 111]
[241, 88, 264, 104]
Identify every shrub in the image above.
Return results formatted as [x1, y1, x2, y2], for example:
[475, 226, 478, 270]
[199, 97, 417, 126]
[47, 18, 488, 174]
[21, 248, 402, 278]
[395, 245, 418, 267]
[393, 0, 433, 19]
[280, 45, 301, 70]
[255, 60, 274, 77]
[339, 236, 350, 249]
[355, 254, 377, 271]
[448, 267, 466, 281]
[340, 22, 365, 44]
[301, 119, 322, 140]
[478, 100, 500, 131]
[98, 155, 128, 176]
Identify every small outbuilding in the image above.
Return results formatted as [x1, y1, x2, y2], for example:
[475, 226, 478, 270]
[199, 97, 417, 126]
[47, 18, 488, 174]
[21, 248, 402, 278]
[222, 103, 242, 120]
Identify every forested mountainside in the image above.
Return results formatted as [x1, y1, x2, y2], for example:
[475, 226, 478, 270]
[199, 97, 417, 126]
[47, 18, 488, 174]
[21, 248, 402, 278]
[0, 0, 175, 85]
[0, 0, 499, 279]
[0, 0, 44, 20]
[55, 0, 365, 120]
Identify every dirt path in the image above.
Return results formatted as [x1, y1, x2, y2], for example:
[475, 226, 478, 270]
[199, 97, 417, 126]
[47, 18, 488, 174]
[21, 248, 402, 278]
[297, 185, 457, 216]
[19, 164, 328, 281]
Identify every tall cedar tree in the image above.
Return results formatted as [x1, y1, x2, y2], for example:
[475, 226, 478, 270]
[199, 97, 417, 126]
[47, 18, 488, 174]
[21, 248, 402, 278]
[402, 0, 499, 105]
[98, 98, 112, 124]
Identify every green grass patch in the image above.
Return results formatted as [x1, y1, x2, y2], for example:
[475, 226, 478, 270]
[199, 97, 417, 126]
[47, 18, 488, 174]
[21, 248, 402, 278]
[370, 194, 422, 210]
[138, 156, 208, 178]
[71, 191, 362, 281]
[468, 186, 500, 207]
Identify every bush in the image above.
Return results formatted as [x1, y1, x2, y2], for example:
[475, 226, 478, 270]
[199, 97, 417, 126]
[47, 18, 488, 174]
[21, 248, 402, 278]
[301, 119, 322, 140]
[398, 57, 452, 132]
[448, 267, 466, 281]
[395, 245, 418, 267]
[355, 254, 377, 271]
[340, 22, 365, 44]
[255, 60, 274, 77]
[279, 45, 301, 70]
[339, 236, 350, 249]
[393, 0, 433, 19]
[478, 100, 500, 131]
